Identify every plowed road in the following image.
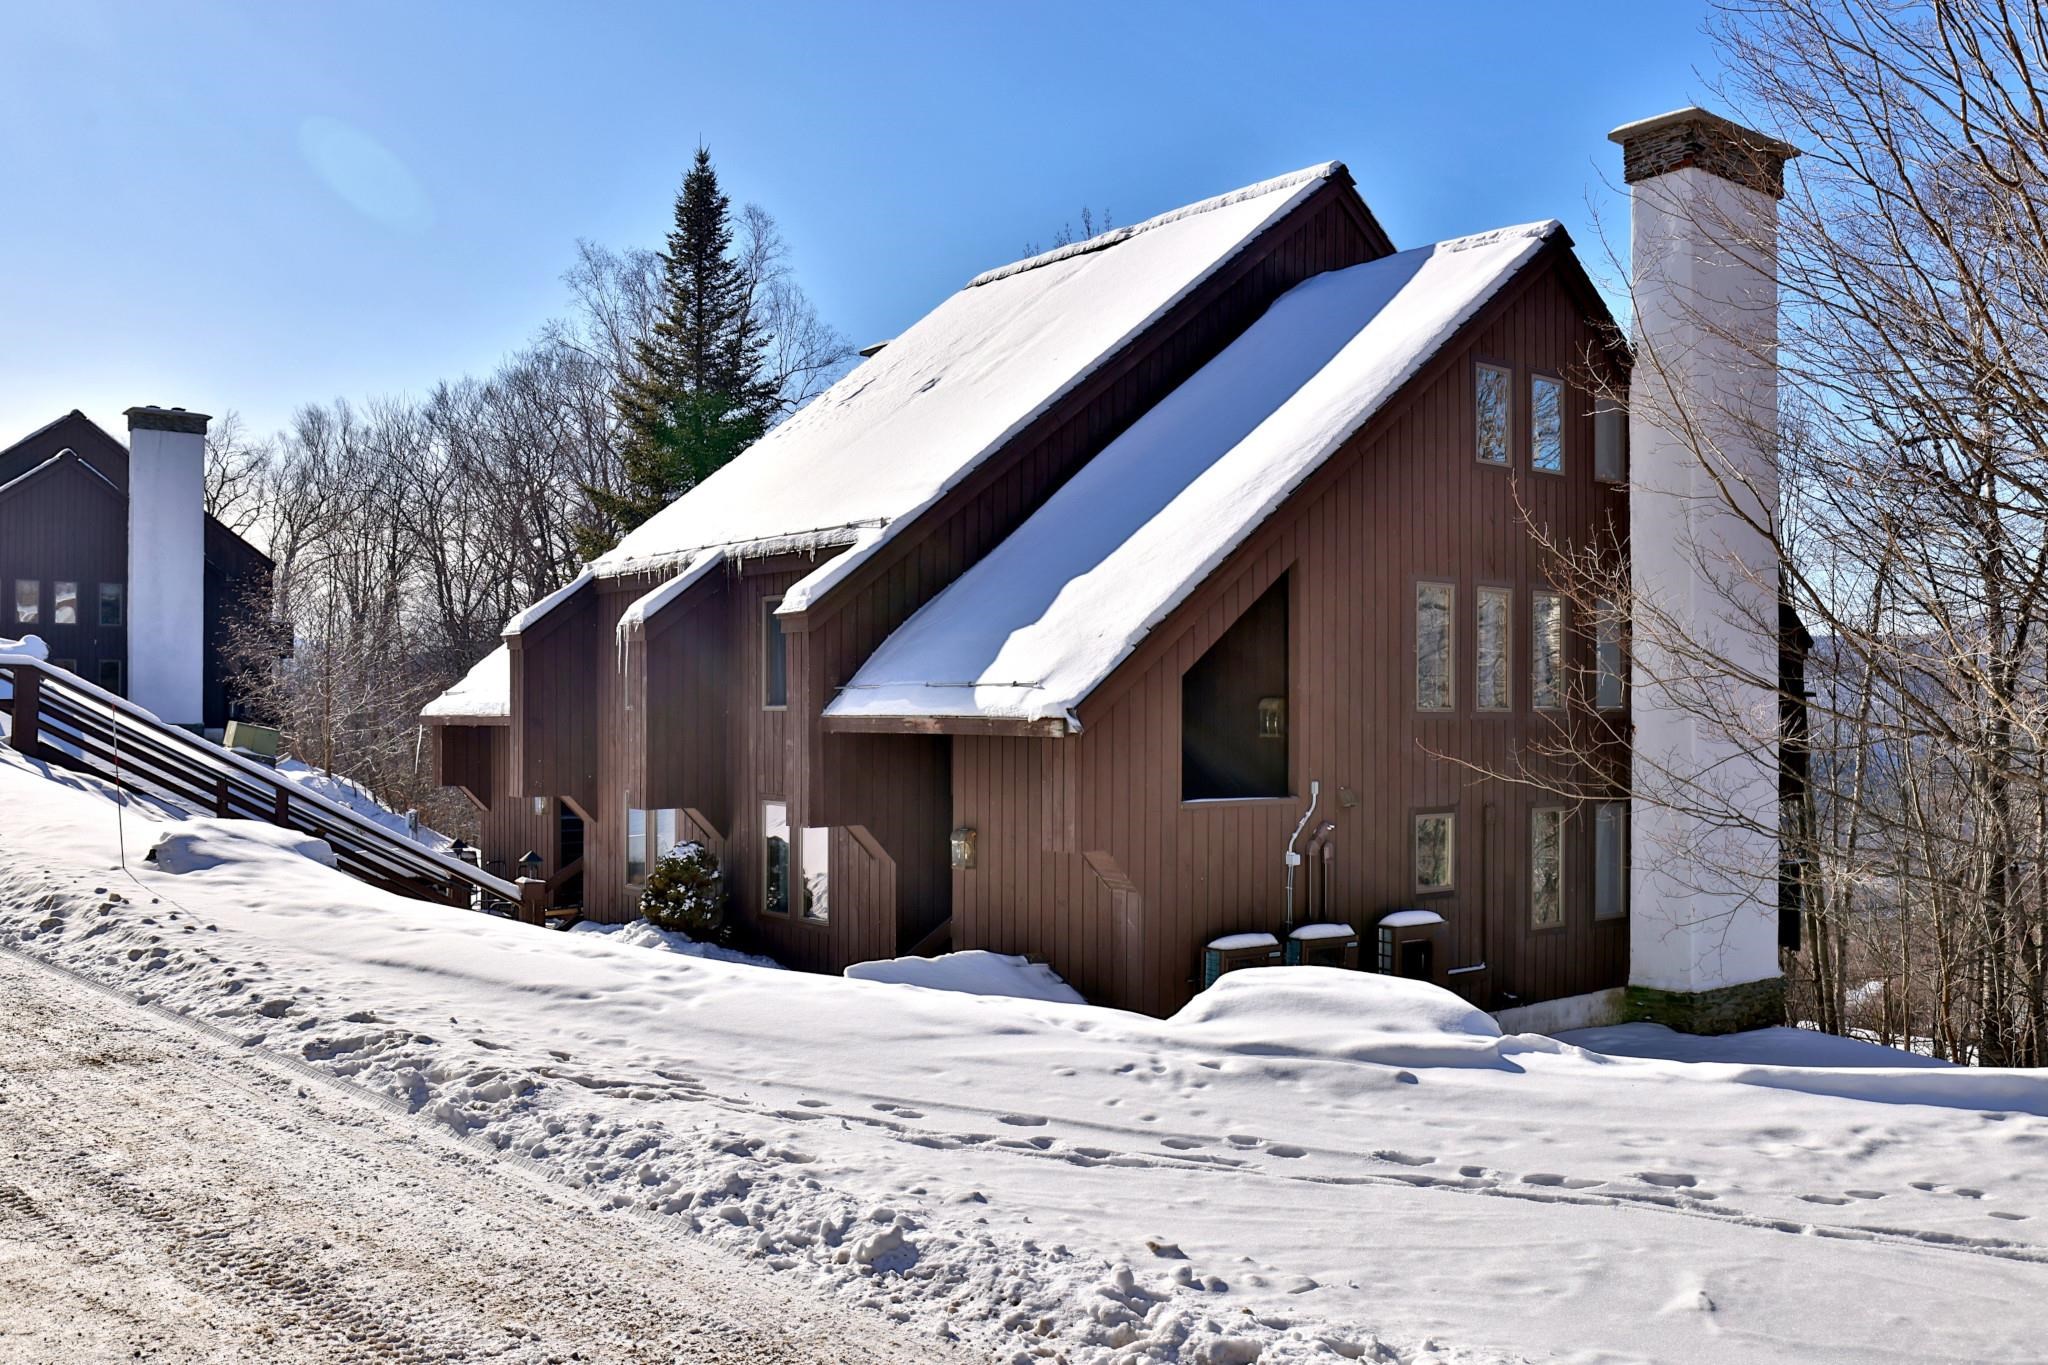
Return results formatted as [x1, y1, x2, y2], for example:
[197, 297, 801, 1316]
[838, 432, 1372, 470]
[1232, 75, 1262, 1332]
[0, 949, 948, 1363]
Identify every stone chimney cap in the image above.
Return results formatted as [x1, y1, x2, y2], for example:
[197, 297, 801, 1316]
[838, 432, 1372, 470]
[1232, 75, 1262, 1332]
[1608, 107, 1800, 199]
[124, 405, 213, 435]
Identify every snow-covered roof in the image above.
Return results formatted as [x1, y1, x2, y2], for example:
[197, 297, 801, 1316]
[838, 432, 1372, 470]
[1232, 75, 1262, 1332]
[584, 163, 1350, 608]
[827, 222, 1563, 729]
[421, 644, 510, 721]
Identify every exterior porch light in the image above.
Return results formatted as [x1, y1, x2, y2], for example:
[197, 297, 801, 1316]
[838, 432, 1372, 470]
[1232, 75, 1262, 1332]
[950, 827, 977, 870]
[518, 849, 542, 880]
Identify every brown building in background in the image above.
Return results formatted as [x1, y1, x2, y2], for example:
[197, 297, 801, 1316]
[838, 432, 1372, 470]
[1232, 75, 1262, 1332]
[426, 156, 1641, 1020]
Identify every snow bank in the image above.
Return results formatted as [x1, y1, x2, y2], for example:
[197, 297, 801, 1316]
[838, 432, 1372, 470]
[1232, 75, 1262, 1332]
[844, 949, 1086, 1005]
[274, 758, 453, 853]
[1168, 967, 1523, 1070]
[146, 817, 337, 873]
[829, 223, 1562, 725]
[568, 918, 783, 970]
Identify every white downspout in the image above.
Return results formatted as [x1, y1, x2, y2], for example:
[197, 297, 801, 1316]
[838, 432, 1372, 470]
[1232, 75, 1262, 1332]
[1283, 780, 1321, 931]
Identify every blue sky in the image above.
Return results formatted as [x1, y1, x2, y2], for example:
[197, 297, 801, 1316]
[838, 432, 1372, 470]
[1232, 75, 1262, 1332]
[0, 1, 1721, 446]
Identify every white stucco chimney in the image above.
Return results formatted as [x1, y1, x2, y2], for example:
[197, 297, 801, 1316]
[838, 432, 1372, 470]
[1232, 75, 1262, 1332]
[1609, 109, 1798, 1032]
[124, 405, 210, 727]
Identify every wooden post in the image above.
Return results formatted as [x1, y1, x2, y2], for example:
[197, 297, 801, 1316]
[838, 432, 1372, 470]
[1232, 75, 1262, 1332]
[517, 877, 548, 926]
[9, 667, 40, 757]
[273, 788, 290, 826]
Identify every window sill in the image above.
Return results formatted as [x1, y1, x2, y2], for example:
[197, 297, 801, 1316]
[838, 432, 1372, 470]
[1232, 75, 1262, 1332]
[1180, 795, 1298, 809]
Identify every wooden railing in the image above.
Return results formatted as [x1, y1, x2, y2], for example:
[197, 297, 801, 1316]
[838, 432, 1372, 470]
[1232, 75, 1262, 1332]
[0, 655, 528, 917]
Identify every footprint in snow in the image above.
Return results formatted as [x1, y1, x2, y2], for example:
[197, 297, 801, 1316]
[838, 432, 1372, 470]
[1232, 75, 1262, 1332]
[1845, 1189, 1887, 1200]
[1265, 1144, 1307, 1159]
[1800, 1194, 1852, 1205]
[1159, 1137, 1204, 1151]
[1523, 1173, 1604, 1190]
[1636, 1171, 1699, 1189]
[998, 1114, 1048, 1127]
[1374, 1150, 1434, 1167]
[1989, 1211, 2029, 1221]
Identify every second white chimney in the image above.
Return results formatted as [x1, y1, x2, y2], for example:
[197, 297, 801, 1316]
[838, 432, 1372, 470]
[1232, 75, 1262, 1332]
[1609, 108, 1798, 1031]
[124, 405, 209, 727]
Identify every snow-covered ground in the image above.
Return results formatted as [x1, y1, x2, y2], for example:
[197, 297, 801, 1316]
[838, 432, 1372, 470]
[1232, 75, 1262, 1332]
[3, 738, 2048, 1363]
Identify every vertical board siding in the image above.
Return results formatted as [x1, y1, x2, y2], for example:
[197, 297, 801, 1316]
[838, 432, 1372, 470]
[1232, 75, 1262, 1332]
[953, 255, 1629, 1016]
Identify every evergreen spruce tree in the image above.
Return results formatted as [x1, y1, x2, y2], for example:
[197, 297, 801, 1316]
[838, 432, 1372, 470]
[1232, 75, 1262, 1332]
[578, 147, 774, 556]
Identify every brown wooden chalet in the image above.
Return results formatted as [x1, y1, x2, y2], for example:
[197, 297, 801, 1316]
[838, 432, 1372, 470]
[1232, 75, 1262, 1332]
[427, 160, 1636, 1018]
[0, 410, 271, 731]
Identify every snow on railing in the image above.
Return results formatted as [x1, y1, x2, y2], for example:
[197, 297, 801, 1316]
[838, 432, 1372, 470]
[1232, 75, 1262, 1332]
[0, 653, 520, 907]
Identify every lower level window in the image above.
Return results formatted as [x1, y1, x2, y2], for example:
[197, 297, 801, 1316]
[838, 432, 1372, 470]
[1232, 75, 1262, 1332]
[1595, 802, 1628, 919]
[800, 826, 830, 923]
[1532, 807, 1566, 928]
[1414, 811, 1455, 894]
[14, 580, 37, 625]
[763, 800, 791, 915]
[97, 658, 123, 695]
[626, 807, 681, 883]
[54, 582, 77, 625]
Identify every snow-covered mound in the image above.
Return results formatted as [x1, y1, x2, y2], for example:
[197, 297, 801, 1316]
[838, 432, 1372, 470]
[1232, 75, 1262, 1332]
[844, 949, 1085, 1004]
[568, 917, 782, 969]
[274, 758, 453, 853]
[1168, 967, 1526, 1070]
[146, 818, 337, 874]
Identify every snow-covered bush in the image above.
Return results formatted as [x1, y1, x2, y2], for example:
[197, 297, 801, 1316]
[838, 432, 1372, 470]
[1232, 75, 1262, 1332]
[639, 841, 726, 937]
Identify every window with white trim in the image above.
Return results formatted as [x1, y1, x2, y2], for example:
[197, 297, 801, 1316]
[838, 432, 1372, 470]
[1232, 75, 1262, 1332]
[800, 826, 830, 923]
[1531, 375, 1564, 472]
[1532, 591, 1565, 710]
[1595, 802, 1628, 920]
[1595, 598, 1625, 710]
[1414, 811, 1455, 895]
[13, 580, 37, 625]
[1476, 363, 1511, 465]
[53, 582, 77, 625]
[1532, 806, 1566, 928]
[1476, 586, 1511, 711]
[763, 800, 791, 915]
[1416, 582, 1454, 712]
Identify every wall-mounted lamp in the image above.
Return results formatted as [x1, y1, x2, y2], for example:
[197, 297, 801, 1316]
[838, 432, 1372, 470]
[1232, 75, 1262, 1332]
[530, 795, 547, 817]
[1258, 696, 1287, 740]
[950, 827, 978, 870]
[518, 849, 543, 880]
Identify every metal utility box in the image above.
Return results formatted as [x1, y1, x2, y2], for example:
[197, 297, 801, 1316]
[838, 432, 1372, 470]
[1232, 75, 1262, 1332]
[1285, 922, 1360, 968]
[1201, 932, 1282, 988]
[223, 720, 280, 761]
[1375, 909, 1448, 985]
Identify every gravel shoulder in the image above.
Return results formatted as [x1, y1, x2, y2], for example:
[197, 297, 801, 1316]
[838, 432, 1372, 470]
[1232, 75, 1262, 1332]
[0, 948, 953, 1364]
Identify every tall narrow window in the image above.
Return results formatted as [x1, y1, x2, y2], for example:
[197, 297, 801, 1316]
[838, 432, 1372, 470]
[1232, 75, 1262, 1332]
[1414, 811, 1455, 894]
[1595, 802, 1628, 920]
[1476, 587, 1511, 711]
[99, 583, 124, 627]
[53, 582, 77, 625]
[14, 580, 37, 625]
[763, 800, 791, 915]
[1594, 399, 1627, 482]
[1181, 575, 1289, 800]
[1476, 363, 1511, 465]
[1595, 598, 1625, 710]
[1532, 592, 1565, 710]
[800, 826, 830, 923]
[97, 658, 124, 696]
[763, 599, 789, 708]
[1531, 375, 1564, 472]
[1532, 806, 1566, 928]
[626, 808, 649, 883]
[1416, 582, 1454, 712]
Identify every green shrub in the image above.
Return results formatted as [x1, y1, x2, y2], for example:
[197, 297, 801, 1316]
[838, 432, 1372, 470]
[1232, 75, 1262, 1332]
[640, 841, 726, 937]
